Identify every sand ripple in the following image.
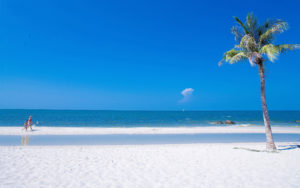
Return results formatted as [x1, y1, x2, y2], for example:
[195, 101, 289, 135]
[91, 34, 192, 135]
[1, 143, 300, 187]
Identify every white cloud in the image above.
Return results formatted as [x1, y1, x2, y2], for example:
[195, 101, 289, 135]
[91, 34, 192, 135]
[179, 88, 194, 103]
[181, 88, 194, 96]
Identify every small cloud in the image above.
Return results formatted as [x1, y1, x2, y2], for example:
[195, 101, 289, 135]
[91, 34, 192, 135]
[179, 88, 194, 103]
[181, 88, 194, 96]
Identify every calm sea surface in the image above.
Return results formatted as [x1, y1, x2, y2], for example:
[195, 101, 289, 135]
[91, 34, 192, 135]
[2, 133, 300, 146]
[0, 110, 299, 127]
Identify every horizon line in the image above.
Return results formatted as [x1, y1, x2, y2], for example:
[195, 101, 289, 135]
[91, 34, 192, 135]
[0, 109, 299, 111]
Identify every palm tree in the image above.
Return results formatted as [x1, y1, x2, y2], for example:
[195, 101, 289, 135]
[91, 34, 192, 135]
[219, 13, 299, 151]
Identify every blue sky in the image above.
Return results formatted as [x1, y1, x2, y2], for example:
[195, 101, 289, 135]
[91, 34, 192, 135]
[0, 0, 299, 110]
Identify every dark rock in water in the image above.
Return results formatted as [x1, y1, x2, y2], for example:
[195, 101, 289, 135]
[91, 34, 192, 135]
[296, 120, 300, 123]
[225, 120, 235, 124]
[211, 121, 224, 125]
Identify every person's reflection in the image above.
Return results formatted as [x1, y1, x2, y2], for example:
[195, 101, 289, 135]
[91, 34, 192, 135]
[21, 135, 30, 146]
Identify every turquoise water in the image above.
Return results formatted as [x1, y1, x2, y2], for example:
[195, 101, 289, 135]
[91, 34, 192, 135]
[0, 110, 300, 127]
[1, 133, 300, 146]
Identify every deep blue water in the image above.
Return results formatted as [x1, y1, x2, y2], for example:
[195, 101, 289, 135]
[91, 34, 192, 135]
[0, 110, 300, 127]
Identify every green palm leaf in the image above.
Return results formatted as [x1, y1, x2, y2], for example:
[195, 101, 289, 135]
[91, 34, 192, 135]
[246, 13, 258, 35]
[231, 26, 243, 42]
[233, 16, 249, 34]
[277, 44, 300, 53]
[259, 20, 288, 46]
[219, 49, 240, 66]
[220, 14, 299, 66]
[260, 44, 279, 62]
[229, 52, 248, 64]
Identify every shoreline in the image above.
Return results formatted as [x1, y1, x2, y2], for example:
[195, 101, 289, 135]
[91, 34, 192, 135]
[0, 126, 300, 135]
[1, 141, 299, 148]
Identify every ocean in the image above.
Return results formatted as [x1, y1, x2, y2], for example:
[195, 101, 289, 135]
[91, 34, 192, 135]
[0, 109, 299, 127]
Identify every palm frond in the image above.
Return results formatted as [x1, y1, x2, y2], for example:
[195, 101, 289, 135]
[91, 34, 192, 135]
[259, 20, 288, 46]
[276, 44, 300, 53]
[260, 44, 299, 62]
[233, 16, 249, 34]
[257, 19, 278, 36]
[246, 13, 258, 36]
[225, 49, 240, 60]
[229, 52, 248, 64]
[231, 26, 244, 42]
[260, 44, 279, 62]
[219, 49, 249, 65]
[219, 49, 239, 66]
[257, 19, 270, 36]
[222, 13, 299, 67]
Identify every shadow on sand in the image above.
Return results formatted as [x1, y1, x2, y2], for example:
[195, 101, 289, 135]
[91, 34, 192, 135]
[278, 144, 300, 151]
[233, 144, 300, 153]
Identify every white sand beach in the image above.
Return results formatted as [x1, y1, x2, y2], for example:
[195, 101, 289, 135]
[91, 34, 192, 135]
[1, 142, 300, 188]
[1, 126, 300, 187]
[1, 125, 300, 135]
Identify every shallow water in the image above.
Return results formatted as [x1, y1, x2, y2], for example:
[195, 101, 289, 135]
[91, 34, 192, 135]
[0, 133, 299, 146]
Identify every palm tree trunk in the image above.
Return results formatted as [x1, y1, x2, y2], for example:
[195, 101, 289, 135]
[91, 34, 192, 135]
[258, 62, 276, 151]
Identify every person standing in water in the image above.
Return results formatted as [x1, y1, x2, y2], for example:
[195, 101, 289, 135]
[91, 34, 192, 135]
[24, 115, 33, 131]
